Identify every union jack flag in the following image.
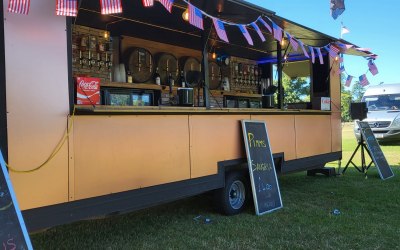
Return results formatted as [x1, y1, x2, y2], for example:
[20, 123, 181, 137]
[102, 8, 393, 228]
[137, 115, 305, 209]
[251, 22, 265, 42]
[238, 25, 253, 46]
[345, 75, 353, 87]
[359, 74, 369, 87]
[316, 47, 324, 64]
[100, 0, 123, 14]
[188, 3, 203, 30]
[158, 0, 173, 12]
[272, 22, 282, 42]
[8, 0, 30, 15]
[56, 0, 78, 16]
[212, 18, 229, 43]
[258, 17, 272, 33]
[142, 0, 154, 7]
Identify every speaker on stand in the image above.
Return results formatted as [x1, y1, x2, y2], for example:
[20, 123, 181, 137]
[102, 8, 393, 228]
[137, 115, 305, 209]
[341, 102, 370, 175]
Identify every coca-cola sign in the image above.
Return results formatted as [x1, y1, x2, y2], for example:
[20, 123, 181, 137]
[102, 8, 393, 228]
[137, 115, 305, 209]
[76, 77, 100, 105]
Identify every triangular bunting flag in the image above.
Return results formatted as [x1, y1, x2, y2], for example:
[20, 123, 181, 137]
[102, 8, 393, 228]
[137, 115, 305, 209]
[310, 47, 315, 64]
[251, 22, 266, 42]
[258, 17, 272, 33]
[212, 18, 229, 43]
[299, 41, 309, 58]
[238, 25, 253, 46]
[316, 48, 324, 64]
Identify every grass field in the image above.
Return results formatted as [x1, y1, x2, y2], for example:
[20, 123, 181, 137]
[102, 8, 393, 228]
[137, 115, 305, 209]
[31, 123, 400, 249]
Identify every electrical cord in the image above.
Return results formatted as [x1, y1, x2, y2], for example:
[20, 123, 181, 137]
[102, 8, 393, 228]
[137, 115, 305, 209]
[6, 106, 76, 173]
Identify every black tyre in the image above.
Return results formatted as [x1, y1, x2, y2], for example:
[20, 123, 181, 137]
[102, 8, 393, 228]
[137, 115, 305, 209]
[214, 170, 250, 215]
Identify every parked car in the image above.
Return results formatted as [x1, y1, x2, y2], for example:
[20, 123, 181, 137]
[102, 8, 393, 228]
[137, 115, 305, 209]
[354, 83, 400, 142]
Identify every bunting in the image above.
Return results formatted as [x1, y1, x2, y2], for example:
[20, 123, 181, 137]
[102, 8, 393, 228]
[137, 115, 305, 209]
[8, 0, 30, 15]
[7, 0, 378, 86]
[272, 22, 282, 43]
[310, 47, 315, 64]
[56, 0, 78, 17]
[359, 74, 369, 87]
[258, 17, 272, 33]
[328, 45, 339, 58]
[238, 25, 253, 46]
[299, 41, 309, 58]
[368, 60, 379, 76]
[158, 0, 174, 13]
[142, 0, 154, 7]
[188, 3, 204, 30]
[339, 65, 345, 74]
[251, 22, 265, 42]
[100, 0, 122, 14]
[316, 47, 324, 64]
[286, 33, 298, 51]
[212, 18, 229, 43]
[345, 75, 353, 87]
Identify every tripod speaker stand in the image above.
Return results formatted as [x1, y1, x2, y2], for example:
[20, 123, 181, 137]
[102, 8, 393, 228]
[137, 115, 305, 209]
[342, 102, 372, 177]
[341, 133, 374, 177]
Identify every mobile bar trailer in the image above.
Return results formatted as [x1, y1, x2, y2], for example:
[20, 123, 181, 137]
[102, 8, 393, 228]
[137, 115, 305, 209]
[0, 0, 375, 231]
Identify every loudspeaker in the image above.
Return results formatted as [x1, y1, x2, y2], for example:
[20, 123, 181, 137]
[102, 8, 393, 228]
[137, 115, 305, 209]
[350, 102, 368, 120]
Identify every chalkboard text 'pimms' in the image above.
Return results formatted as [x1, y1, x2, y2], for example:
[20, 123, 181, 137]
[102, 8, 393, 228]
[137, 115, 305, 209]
[247, 132, 266, 148]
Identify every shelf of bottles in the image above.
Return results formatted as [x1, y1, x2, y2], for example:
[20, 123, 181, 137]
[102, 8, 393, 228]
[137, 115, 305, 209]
[229, 57, 261, 94]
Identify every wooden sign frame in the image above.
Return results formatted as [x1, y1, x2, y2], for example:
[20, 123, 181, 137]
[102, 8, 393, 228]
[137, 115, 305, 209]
[241, 120, 283, 215]
[358, 121, 394, 180]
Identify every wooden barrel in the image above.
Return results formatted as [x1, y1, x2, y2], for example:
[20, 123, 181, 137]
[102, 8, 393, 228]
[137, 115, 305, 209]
[155, 53, 179, 85]
[208, 61, 221, 90]
[125, 47, 154, 83]
[181, 57, 201, 87]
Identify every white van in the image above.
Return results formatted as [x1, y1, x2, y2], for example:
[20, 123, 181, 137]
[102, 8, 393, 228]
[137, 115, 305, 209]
[354, 83, 400, 142]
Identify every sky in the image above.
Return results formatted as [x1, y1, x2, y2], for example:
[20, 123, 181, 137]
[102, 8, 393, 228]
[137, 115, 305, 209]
[246, 0, 400, 87]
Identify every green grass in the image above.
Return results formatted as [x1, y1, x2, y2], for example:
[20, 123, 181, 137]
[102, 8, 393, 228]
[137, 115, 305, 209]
[31, 124, 400, 249]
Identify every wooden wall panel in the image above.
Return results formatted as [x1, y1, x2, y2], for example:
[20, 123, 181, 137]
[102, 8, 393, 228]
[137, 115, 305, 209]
[295, 115, 332, 158]
[189, 115, 249, 178]
[73, 115, 190, 200]
[5, 0, 70, 210]
[251, 115, 296, 161]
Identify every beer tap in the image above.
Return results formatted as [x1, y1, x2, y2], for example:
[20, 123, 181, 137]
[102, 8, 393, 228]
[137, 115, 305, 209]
[89, 50, 97, 68]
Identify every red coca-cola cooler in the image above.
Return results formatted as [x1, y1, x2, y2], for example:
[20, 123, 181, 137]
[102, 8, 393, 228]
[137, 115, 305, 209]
[76, 77, 100, 105]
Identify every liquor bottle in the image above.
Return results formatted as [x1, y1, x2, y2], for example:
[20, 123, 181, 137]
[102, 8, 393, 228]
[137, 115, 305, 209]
[154, 67, 161, 85]
[168, 72, 173, 93]
[127, 71, 133, 83]
[179, 71, 186, 88]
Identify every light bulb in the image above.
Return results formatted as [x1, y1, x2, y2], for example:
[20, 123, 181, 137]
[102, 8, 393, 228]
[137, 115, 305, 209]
[335, 56, 339, 61]
[182, 9, 189, 21]
[104, 31, 109, 39]
[212, 52, 217, 60]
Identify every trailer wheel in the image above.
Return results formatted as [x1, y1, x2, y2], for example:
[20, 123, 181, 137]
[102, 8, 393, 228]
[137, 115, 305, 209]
[215, 170, 249, 215]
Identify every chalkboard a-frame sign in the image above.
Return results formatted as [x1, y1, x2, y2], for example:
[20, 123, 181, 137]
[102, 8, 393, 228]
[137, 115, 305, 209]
[241, 120, 283, 215]
[358, 121, 394, 180]
[0, 150, 33, 250]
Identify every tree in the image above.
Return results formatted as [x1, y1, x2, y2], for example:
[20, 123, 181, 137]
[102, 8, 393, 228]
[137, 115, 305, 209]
[351, 82, 365, 102]
[281, 75, 310, 103]
[341, 82, 352, 122]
